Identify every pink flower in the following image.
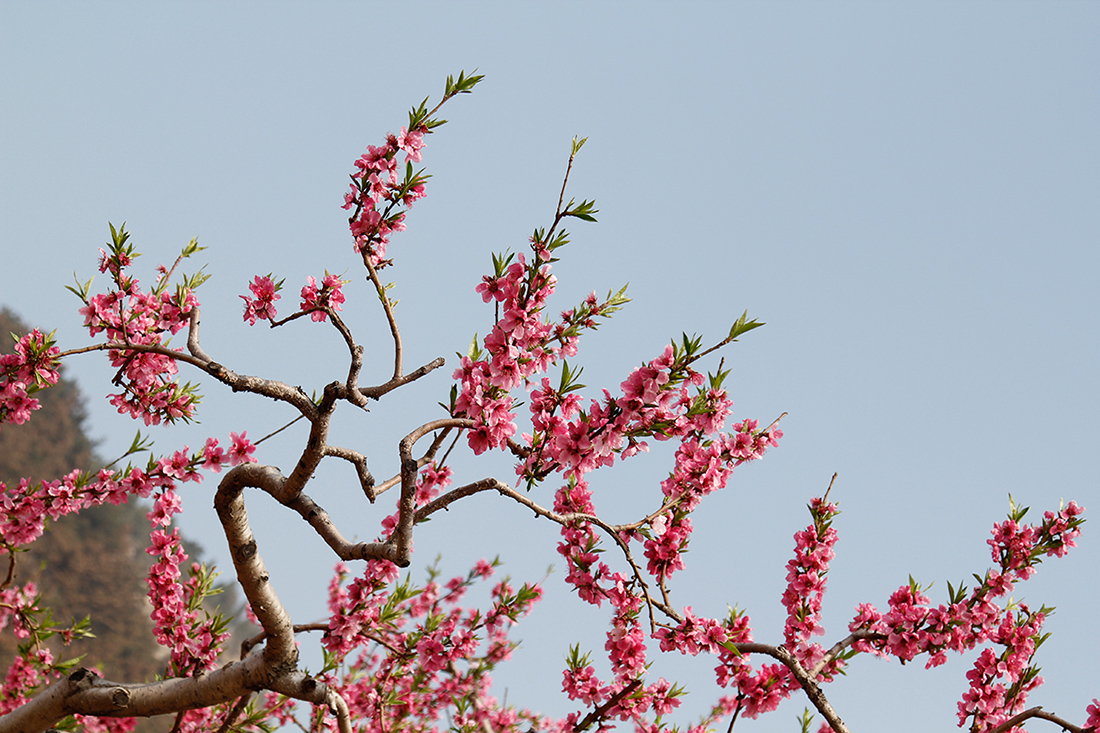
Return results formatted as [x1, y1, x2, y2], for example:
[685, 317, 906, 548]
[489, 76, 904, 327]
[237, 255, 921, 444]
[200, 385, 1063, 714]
[1084, 699, 1100, 731]
[562, 665, 606, 705]
[299, 273, 347, 322]
[397, 126, 425, 163]
[228, 431, 256, 465]
[159, 449, 194, 481]
[201, 437, 225, 471]
[240, 276, 281, 326]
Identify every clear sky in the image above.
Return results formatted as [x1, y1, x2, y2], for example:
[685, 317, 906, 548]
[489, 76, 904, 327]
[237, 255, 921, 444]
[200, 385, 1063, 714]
[2, 2, 1098, 731]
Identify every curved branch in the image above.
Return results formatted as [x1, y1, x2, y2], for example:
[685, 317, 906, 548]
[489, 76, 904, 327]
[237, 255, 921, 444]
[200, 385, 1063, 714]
[61, 326, 320, 421]
[384, 419, 440, 564]
[186, 307, 212, 362]
[0, 463, 357, 733]
[777, 648, 849, 733]
[279, 383, 341, 503]
[214, 464, 299, 667]
[0, 662, 266, 733]
[284, 492, 395, 563]
[988, 707, 1084, 733]
[370, 425, 453, 499]
[323, 444, 377, 501]
[214, 464, 354, 729]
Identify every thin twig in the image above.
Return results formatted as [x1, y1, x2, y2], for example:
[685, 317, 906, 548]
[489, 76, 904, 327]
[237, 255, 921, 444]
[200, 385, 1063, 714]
[362, 257, 403, 380]
[254, 414, 306, 446]
[987, 707, 1083, 733]
[214, 694, 251, 733]
[822, 472, 837, 504]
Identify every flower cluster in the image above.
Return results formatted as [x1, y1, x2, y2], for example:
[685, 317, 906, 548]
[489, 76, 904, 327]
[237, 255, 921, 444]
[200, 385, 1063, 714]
[240, 274, 281, 326]
[453, 249, 562, 454]
[0, 431, 253, 557]
[957, 605, 1046, 730]
[846, 500, 1086, 728]
[1086, 699, 1100, 731]
[641, 419, 781, 583]
[300, 272, 348, 323]
[1, 467, 148, 550]
[0, 429, 255, 720]
[0, 329, 60, 428]
[319, 544, 550, 732]
[73, 225, 205, 425]
[146, 482, 231, 676]
[241, 272, 351, 328]
[342, 125, 428, 267]
[780, 497, 840, 673]
[0, 646, 55, 716]
[652, 510, 836, 722]
[450, 232, 788, 727]
[561, 649, 684, 726]
[3, 76, 1095, 733]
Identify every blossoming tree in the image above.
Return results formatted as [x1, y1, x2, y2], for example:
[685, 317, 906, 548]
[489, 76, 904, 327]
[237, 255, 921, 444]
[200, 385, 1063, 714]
[0, 72, 1095, 733]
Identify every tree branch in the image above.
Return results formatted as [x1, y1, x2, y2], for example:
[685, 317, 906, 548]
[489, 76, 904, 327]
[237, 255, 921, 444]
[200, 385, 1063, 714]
[573, 679, 643, 732]
[988, 707, 1084, 733]
[734, 644, 851, 733]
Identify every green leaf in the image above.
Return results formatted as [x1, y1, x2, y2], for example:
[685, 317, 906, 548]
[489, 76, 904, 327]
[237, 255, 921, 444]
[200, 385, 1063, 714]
[547, 229, 571, 251]
[797, 707, 815, 733]
[444, 68, 484, 97]
[728, 310, 765, 340]
[1008, 493, 1030, 523]
[181, 236, 205, 258]
[65, 273, 94, 301]
[565, 643, 593, 669]
[438, 385, 460, 415]
[125, 430, 154, 456]
[707, 367, 730, 391]
[563, 197, 599, 222]
[558, 360, 586, 394]
[184, 266, 211, 290]
[607, 283, 631, 310]
[490, 250, 515, 277]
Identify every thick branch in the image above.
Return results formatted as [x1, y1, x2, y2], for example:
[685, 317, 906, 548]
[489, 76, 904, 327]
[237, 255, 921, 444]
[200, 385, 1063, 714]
[280, 382, 341, 503]
[0, 434, 370, 731]
[0, 662, 264, 733]
[214, 464, 299, 667]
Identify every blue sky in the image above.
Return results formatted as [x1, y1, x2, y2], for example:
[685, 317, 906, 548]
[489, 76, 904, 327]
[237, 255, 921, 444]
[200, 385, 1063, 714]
[2, 3, 1098, 731]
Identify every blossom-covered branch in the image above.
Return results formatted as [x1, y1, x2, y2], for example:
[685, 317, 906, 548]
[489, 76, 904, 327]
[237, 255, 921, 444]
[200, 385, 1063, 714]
[1, 70, 1095, 733]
